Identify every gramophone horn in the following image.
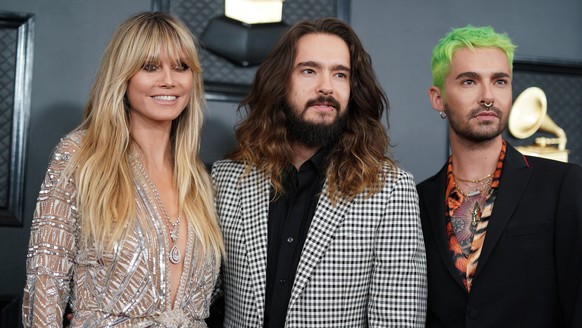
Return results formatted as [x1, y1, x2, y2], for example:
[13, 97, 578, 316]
[509, 86, 547, 139]
[509, 86, 567, 150]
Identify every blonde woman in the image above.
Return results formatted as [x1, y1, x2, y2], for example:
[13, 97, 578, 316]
[22, 12, 222, 327]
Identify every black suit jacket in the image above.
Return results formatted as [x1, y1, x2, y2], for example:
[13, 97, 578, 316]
[417, 143, 582, 328]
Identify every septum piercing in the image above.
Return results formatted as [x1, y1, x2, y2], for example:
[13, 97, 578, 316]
[483, 102, 493, 108]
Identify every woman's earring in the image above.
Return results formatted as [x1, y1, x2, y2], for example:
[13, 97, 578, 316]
[440, 111, 447, 119]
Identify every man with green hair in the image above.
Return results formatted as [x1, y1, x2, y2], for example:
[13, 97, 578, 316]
[417, 25, 582, 327]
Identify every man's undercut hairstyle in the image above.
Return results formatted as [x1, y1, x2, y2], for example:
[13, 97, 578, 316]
[229, 17, 394, 203]
[431, 25, 517, 92]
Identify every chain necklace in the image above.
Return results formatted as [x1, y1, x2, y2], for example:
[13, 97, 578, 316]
[453, 172, 494, 183]
[453, 176, 492, 227]
[134, 157, 182, 264]
[453, 176, 492, 198]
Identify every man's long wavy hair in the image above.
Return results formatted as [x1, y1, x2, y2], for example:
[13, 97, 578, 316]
[229, 17, 394, 203]
[67, 12, 223, 260]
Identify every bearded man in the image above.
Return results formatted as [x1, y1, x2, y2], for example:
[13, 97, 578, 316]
[211, 17, 427, 328]
[419, 25, 582, 327]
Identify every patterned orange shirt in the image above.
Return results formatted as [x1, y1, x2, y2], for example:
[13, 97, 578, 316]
[445, 141, 506, 292]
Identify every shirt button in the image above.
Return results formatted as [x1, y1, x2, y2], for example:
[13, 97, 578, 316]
[287, 237, 294, 243]
[468, 308, 479, 319]
[279, 279, 286, 284]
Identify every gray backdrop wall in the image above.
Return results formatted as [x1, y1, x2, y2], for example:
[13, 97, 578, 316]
[1, 0, 581, 325]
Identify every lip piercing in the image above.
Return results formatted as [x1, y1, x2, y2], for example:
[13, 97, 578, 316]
[484, 102, 493, 108]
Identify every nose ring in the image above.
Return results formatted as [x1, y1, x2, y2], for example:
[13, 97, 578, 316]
[484, 102, 493, 108]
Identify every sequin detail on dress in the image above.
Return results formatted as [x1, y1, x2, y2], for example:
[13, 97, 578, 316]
[23, 131, 218, 327]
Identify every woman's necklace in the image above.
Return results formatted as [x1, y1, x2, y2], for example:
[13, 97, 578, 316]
[135, 158, 182, 264]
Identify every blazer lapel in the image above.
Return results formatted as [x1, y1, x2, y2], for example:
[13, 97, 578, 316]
[474, 144, 532, 277]
[287, 179, 351, 309]
[423, 166, 467, 290]
[240, 167, 271, 321]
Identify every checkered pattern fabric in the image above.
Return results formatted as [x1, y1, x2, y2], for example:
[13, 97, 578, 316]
[212, 160, 427, 327]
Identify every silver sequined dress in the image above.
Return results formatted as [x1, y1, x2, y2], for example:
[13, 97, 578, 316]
[22, 131, 218, 327]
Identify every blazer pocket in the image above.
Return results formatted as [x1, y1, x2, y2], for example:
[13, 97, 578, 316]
[505, 222, 552, 238]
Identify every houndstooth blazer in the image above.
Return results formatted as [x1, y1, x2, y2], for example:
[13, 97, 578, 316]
[212, 159, 427, 327]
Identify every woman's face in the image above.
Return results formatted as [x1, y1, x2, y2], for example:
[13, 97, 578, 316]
[126, 51, 193, 128]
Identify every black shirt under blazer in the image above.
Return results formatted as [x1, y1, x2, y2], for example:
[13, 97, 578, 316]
[212, 159, 427, 327]
[417, 142, 582, 328]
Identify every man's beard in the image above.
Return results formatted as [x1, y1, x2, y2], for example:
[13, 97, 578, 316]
[284, 96, 348, 148]
[446, 104, 507, 143]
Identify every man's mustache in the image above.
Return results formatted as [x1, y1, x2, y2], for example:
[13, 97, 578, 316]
[470, 105, 502, 117]
[305, 96, 341, 110]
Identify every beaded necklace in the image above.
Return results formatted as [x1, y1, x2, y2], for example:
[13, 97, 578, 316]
[135, 157, 182, 264]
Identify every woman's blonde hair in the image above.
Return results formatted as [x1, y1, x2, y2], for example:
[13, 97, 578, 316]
[71, 12, 223, 259]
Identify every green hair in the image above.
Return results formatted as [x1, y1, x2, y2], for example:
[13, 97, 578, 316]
[431, 25, 517, 92]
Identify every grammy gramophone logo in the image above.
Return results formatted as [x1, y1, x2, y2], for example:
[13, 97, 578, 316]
[509, 86, 570, 162]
